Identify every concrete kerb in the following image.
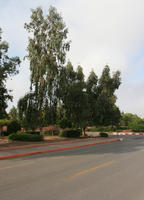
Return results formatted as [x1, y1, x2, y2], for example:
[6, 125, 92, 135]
[0, 136, 114, 151]
[0, 138, 122, 160]
[0, 138, 97, 151]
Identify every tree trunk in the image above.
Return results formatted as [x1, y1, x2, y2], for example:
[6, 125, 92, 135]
[39, 110, 43, 136]
[52, 130, 54, 136]
[82, 127, 86, 137]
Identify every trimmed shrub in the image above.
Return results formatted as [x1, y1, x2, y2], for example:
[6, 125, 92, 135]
[7, 120, 21, 134]
[99, 132, 109, 137]
[8, 132, 43, 141]
[59, 129, 81, 138]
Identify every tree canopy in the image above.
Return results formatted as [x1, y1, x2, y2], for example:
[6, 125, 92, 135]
[0, 6, 123, 135]
[24, 6, 70, 129]
[0, 28, 20, 119]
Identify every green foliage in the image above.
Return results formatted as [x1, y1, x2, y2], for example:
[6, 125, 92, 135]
[120, 113, 144, 131]
[99, 132, 109, 137]
[58, 62, 90, 131]
[0, 28, 20, 118]
[44, 129, 59, 136]
[24, 6, 70, 127]
[58, 118, 72, 129]
[7, 120, 21, 134]
[128, 119, 144, 131]
[57, 103, 72, 128]
[15, 7, 122, 131]
[85, 66, 121, 127]
[86, 70, 98, 125]
[59, 129, 81, 138]
[86, 126, 117, 132]
[0, 119, 9, 126]
[120, 113, 140, 127]
[27, 131, 40, 135]
[42, 103, 57, 126]
[57, 64, 121, 131]
[8, 132, 43, 141]
[95, 66, 121, 126]
[18, 92, 40, 130]
[9, 106, 18, 120]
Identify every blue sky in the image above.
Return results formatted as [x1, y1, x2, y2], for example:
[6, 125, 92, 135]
[1, 0, 144, 117]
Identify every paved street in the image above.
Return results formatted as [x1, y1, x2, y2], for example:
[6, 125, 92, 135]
[1, 136, 144, 200]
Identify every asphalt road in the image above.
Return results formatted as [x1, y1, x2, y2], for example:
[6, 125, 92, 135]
[1, 136, 144, 200]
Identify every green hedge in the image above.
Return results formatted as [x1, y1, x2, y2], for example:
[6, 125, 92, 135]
[59, 129, 81, 138]
[8, 132, 43, 141]
[99, 132, 109, 137]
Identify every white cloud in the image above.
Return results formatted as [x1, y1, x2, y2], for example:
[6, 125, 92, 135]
[6, 60, 30, 109]
[116, 82, 144, 117]
[56, 0, 144, 72]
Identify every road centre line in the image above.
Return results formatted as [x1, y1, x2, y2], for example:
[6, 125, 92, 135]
[0, 161, 35, 170]
[61, 160, 115, 181]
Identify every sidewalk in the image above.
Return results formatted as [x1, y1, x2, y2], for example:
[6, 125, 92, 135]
[0, 136, 121, 160]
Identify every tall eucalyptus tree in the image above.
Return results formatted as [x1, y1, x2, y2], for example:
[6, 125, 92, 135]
[96, 65, 121, 126]
[86, 70, 98, 124]
[24, 6, 70, 127]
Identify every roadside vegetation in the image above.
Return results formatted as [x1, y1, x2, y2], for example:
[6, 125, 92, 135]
[0, 6, 143, 142]
[8, 132, 43, 142]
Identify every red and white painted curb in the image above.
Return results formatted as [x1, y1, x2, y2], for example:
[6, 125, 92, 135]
[112, 132, 144, 136]
[0, 139, 90, 151]
[0, 139, 121, 160]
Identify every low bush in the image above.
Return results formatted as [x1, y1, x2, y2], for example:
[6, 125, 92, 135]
[99, 132, 109, 137]
[59, 129, 81, 138]
[8, 132, 43, 141]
